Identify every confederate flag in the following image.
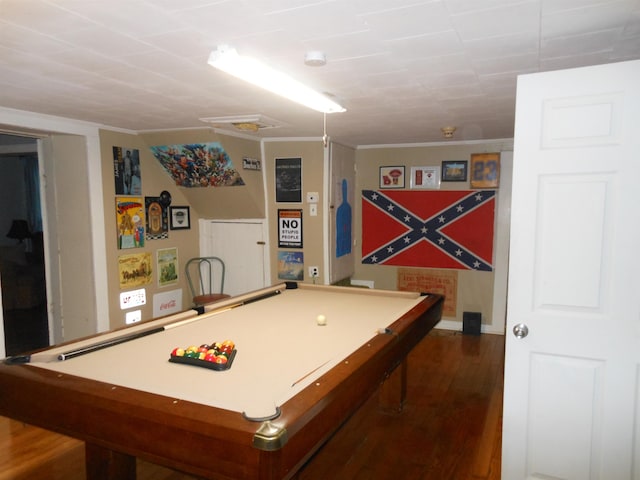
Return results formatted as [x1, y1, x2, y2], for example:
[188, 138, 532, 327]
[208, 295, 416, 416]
[361, 190, 495, 271]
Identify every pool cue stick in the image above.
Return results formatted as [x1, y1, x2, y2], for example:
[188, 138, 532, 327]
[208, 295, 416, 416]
[6, 289, 284, 364]
[56, 306, 237, 361]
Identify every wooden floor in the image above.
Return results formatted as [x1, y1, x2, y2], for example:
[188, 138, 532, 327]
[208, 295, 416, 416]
[0, 330, 504, 480]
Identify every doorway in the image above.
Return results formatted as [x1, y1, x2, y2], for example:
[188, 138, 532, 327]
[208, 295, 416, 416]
[0, 134, 48, 356]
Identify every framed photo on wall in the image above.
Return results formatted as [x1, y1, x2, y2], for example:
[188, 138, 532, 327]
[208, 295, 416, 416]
[410, 166, 440, 189]
[169, 206, 190, 230]
[379, 166, 405, 189]
[441, 161, 468, 182]
[275, 157, 302, 202]
[470, 153, 500, 188]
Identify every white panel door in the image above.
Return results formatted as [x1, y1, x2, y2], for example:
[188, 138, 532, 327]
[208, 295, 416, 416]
[503, 60, 640, 479]
[199, 220, 267, 296]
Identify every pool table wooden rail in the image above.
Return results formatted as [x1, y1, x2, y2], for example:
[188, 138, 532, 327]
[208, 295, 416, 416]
[0, 288, 443, 480]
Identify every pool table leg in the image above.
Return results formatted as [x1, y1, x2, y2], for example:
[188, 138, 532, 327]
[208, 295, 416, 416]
[85, 443, 136, 480]
[378, 359, 407, 414]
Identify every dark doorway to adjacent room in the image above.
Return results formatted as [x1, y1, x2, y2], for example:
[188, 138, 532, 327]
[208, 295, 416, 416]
[0, 134, 49, 356]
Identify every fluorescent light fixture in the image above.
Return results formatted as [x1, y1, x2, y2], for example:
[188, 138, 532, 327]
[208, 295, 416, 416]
[208, 45, 346, 114]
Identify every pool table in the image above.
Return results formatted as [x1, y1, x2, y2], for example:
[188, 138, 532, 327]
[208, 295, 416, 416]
[0, 282, 443, 480]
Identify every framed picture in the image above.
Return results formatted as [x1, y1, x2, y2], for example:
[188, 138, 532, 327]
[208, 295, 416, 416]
[278, 209, 303, 248]
[275, 157, 302, 202]
[379, 166, 405, 189]
[242, 156, 261, 171]
[169, 206, 190, 230]
[441, 161, 468, 182]
[410, 166, 440, 189]
[470, 153, 500, 188]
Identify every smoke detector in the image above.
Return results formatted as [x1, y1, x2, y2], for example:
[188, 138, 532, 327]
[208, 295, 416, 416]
[441, 126, 456, 139]
[304, 51, 326, 67]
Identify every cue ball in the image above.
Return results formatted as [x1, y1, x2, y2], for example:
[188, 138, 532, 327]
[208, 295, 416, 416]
[316, 314, 327, 326]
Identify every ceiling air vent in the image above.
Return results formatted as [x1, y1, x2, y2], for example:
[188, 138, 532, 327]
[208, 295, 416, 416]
[199, 115, 284, 133]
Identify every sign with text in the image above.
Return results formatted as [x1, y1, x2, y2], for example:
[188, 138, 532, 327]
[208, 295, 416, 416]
[278, 209, 303, 248]
[153, 288, 182, 318]
[397, 268, 458, 317]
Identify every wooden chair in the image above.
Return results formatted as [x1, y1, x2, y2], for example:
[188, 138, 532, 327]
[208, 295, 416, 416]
[185, 257, 231, 306]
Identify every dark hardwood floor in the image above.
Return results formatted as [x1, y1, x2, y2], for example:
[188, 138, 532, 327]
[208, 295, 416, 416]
[0, 330, 504, 480]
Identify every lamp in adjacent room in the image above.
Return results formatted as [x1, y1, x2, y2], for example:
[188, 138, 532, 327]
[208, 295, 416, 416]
[6, 219, 31, 244]
[208, 45, 346, 114]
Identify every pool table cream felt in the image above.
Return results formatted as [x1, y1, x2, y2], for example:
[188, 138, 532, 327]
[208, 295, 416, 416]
[29, 284, 424, 420]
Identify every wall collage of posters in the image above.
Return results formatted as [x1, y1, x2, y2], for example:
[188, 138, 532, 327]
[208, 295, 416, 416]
[113, 143, 244, 293]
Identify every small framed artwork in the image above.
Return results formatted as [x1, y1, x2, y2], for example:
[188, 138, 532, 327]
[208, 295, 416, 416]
[169, 206, 190, 230]
[157, 247, 178, 287]
[410, 166, 440, 189]
[242, 156, 261, 171]
[379, 166, 405, 189]
[470, 153, 500, 188]
[441, 161, 468, 182]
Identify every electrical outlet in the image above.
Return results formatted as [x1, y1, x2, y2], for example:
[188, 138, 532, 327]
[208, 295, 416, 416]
[309, 266, 319, 278]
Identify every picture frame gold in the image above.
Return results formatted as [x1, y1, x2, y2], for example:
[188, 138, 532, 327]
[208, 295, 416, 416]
[470, 153, 500, 188]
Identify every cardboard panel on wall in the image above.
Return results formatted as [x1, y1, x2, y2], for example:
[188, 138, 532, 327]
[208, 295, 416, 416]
[397, 268, 457, 317]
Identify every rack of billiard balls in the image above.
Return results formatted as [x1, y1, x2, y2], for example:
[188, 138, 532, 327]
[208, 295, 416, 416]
[169, 340, 236, 370]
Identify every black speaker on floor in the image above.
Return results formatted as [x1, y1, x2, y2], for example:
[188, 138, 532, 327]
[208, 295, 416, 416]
[462, 311, 481, 335]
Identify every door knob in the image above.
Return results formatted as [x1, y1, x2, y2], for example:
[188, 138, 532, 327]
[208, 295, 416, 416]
[513, 323, 529, 339]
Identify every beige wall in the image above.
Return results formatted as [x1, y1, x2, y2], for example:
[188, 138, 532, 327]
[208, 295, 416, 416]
[99, 129, 262, 329]
[98, 128, 509, 333]
[263, 140, 325, 285]
[353, 142, 512, 331]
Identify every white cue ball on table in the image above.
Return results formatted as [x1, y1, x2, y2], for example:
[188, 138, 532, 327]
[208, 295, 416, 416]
[316, 314, 327, 326]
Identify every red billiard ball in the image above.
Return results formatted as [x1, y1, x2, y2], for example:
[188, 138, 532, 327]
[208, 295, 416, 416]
[204, 353, 217, 362]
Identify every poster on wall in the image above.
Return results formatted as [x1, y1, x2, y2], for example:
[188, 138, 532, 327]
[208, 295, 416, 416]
[278, 209, 303, 248]
[157, 247, 178, 287]
[118, 252, 153, 289]
[153, 288, 182, 317]
[361, 189, 496, 271]
[113, 146, 141, 195]
[149, 142, 244, 188]
[145, 196, 169, 241]
[335, 178, 352, 258]
[275, 157, 302, 202]
[397, 268, 458, 317]
[116, 197, 145, 249]
[277, 251, 304, 280]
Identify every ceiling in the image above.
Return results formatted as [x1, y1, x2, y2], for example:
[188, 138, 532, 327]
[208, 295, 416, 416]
[0, 0, 639, 147]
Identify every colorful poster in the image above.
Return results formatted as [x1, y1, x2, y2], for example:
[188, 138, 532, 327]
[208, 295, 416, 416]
[149, 142, 244, 187]
[157, 247, 178, 287]
[113, 146, 141, 195]
[118, 252, 152, 289]
[361, 190, 495, 271]
[277, 251, 304, 280]
[145, 196, 168, 241]
[116, 197, 145, 249]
